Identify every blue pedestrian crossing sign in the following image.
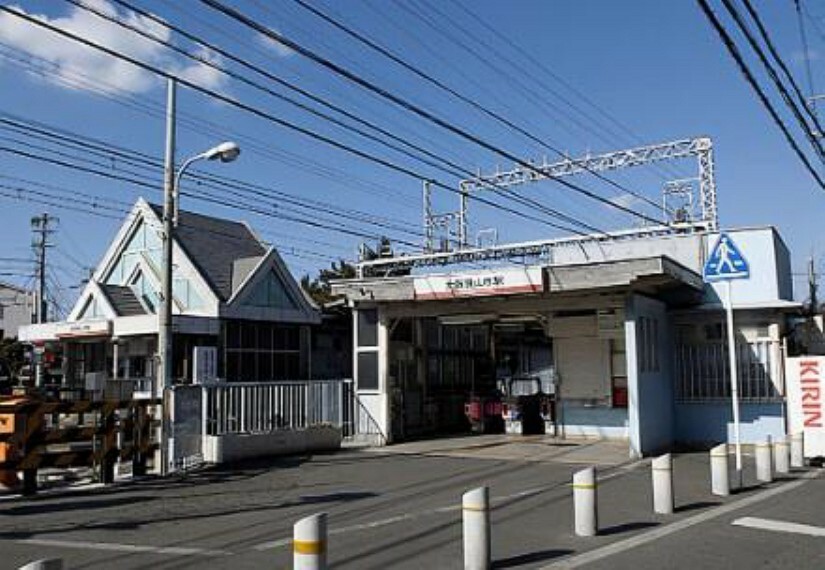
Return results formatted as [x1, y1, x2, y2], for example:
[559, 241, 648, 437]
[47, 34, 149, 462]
[703, 233, 750, 282]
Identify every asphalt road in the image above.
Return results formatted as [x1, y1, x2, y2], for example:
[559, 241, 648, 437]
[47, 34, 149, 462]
[0, 443, 820, 569]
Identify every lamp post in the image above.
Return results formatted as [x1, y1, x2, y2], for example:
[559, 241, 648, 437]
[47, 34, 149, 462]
[158, 78, 239, 474]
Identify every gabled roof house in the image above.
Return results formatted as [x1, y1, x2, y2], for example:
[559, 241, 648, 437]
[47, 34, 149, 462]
[20, 199, 320, 389]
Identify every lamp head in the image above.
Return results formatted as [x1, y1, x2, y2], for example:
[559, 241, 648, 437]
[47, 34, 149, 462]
[203, 141, 240, 163]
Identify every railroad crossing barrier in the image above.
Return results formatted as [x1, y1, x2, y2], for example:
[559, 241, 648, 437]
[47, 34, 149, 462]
[0, 396, 159, 494]
[462, 486, 491, 570]
[791, 432, 804, 468]
[774, 436, 790, 474]
[710, 443, 730, 496]
[755, 438, 773, 483]
[573, 466, 598, 537]
[651, 453, 674, 514]
[294, 513, 327, 570]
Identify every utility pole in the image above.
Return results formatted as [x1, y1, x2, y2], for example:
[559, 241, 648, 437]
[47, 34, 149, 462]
[809, 256, 818, 315]
[31, 213, 57, 324]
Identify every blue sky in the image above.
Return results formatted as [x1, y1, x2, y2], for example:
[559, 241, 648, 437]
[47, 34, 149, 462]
[0, 0, 824, 314]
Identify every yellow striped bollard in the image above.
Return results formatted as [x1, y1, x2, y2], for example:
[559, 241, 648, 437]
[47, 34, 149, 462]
[294, 513, 327, 570]
[573, 466, 598, 536]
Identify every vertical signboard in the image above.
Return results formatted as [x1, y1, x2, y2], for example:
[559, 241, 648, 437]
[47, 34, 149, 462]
[786, 356, 825, 458]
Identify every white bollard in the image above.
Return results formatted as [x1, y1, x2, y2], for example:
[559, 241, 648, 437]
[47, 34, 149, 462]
[774, 436, 790, 475]
[462, 486, 491, 570]
[710, 443, 730, 496]
[573, 466, 598, 537]
[18, 561, 63, 570]
[791, 432, 805, 468]
[755, 438, 773, 483]
[294, 513, 327, 570]
[651, 453, 674, 515]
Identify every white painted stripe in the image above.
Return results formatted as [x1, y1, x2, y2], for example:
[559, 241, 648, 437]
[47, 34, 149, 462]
[732, 516, 825, 537]
[541, 470, 820, 569]
[17, 538, 230, 557]
[252, 462, 646, 552]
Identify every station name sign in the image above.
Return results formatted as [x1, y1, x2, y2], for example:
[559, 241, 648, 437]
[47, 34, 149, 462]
[414, 267, 543, 300]
[55, 320, 112, 339]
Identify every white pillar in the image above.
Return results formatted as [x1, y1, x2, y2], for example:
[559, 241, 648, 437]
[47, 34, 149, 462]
[755, 438, 773, 483]
[774, 436, 790, 474]
[791, 432, 804, 468]
[651, 453, 674, 514]
[573, 467, 598, 537]
[462, 486, 491, 570]
[294, 513, 327, 570]
[710, 443, 730, 496]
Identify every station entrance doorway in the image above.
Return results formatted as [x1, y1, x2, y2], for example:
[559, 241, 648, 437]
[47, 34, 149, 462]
[387, 314, 554, 442]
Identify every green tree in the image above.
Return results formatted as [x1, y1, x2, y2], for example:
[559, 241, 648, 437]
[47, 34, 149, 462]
[0, 338, 25, 380]
[301, 259, 356, 306]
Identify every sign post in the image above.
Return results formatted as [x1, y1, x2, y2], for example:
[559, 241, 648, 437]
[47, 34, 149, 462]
[703, 233, 750, 489]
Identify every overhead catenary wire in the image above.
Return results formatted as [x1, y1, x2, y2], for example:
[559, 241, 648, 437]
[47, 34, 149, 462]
[0, 5, 595, 238]
[696, 0, 825, 189]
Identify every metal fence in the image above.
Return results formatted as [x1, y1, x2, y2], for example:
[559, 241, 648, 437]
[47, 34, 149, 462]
[201, 379, 385, 444]
[675, 340, 782, 402]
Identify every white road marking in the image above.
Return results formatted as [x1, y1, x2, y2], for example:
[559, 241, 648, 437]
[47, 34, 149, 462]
[17, 538, 230, 557]
[732, 516, 825, 538]
[253, 462, 644, 552]
[540, 470, 820, 569]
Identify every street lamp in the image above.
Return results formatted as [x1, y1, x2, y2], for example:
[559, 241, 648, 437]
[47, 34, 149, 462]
[173, 141, 240, 225]
[158, 79, 240, 398]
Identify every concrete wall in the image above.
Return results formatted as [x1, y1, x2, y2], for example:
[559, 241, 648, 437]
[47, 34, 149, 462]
[0, 285, 33, 339]
[202, 426, 342, 464]
[559, 404, 628, 439]
[674, 402, 785, 445]
[626, 294, 674, 457]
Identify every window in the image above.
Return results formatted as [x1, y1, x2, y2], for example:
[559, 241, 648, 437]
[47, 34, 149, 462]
[358, 309, 378, 347]
[358, 352, 379, 390]
[223, 320, 302, 381]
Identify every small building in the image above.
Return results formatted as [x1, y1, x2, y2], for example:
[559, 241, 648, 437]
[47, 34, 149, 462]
[0, 281, 34, 340]
[19, 199, 320, 392]
[332, 226, 799, 456]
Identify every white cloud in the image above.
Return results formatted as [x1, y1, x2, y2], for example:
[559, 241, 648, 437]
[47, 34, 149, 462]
[0, 0, 226, 94]
[258, 33, 295, 58]
[609, 193, 644, 210]
[792, 49, 821, 64]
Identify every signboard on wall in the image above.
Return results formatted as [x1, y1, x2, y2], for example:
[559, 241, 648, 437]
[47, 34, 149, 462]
[786, 356, 825, 458]
[55, 320, 111, 339]
[413, 267, 543, 301]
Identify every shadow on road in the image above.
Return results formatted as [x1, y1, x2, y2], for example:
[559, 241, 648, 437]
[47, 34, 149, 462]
[598, 521, 658, 536]
[493, 548, 574, 568]
[675, 500, 720, 513]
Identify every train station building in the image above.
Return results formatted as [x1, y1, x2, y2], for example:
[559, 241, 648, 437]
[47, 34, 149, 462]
[333, 226, 798, 457]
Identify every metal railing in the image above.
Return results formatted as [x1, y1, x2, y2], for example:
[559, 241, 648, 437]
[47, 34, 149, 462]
[676, 340, 782, 402]
[201, 379, 386, 444]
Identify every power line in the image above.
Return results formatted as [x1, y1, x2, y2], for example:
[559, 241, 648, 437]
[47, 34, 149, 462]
[719, 0, 825, 162]
[62, 0, 604, 235]
[0, 124, 426, 241]
[201, 0, 664, 227]
[0, 5, 593, 238]
[696, 0, 825, 189]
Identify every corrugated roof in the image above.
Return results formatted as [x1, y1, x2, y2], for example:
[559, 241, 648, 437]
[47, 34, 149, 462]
[99, 284, 146, 317]
[148, 204, 266, 301]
